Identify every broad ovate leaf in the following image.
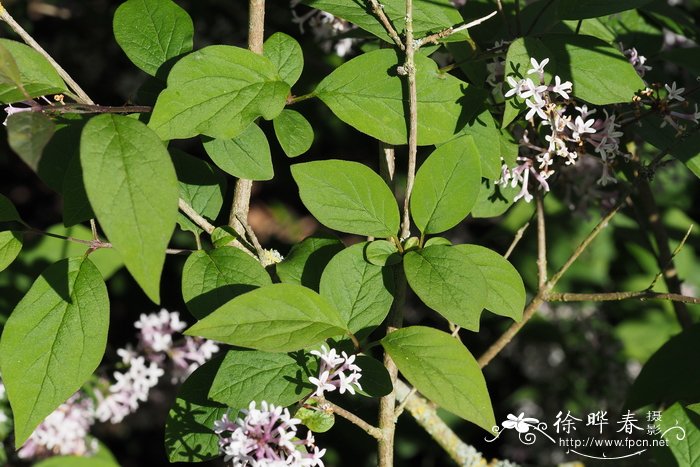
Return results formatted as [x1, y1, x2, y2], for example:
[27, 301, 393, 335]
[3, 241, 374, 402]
[319, 243, 395, 336]
[0, 39, 66, 103]
[411, 135, 481, 234]
[0, 257, 109, 446]
[275, 235, 345, 291]
[273, 109, 314, 158]
[315, 49, 469, 145]
[264, 32, 304, 87]
[291, 160, 400, 237]
[182, 247, 272, 319]
[149, 45, 290, 140]
[0, 231, 22, 272]
[404, 245, 487, 330]
[80, 114, 178, 303]
[113, 0, 194, 76]
[454, 244, 525, 321]
[202, 123, 273, 181]
[6, 112, 56, 171]
[208, 350, 315, 407]
[382, 326, 495, 431]
[185, 283, 348, 352]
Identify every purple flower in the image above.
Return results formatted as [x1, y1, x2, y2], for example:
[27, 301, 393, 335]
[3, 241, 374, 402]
[308, 346, 363, 397]
[215, 401, 326, 466]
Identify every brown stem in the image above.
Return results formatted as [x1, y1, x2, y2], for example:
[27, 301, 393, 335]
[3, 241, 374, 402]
[536, 194, 547, 288]
[32, 103, 152, 114]
[548, 291, 700, 305]
[378, 267, 407, 466]
[323, 401, 383, 440]
[416, 10, 498, 47]
[400, 2, 417, 240]
[179, 198, 215, 234]
[367, 0, 405, 50]
[0, 5, 93, 104]
[229, 0, 265, 235]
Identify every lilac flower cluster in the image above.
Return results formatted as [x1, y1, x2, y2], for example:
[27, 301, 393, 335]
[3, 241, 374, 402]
[214, 401, 326, 466]
[308, 345, 363, 398]
[18, 394, 97, 460]
[17, 309, 218, 460]
[96, 309, 219, 423]
[499, 57, 630, 201]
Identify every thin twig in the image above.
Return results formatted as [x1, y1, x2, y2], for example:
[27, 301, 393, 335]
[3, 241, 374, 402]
[548, 291, 700, 305]
[399, 2, 418, 240]
[634, 178, 693, 328]
[27, 103, 152, 114]
[178, 198, 215, 235]
[478, 196, 627, 368]
[235, 213, 265, 259]
[0, 5, 94, 104]
[322, 401, 383, 440]
[504, 221, 530, 260]
[416, 10, 498, 48]
[648, 224, 693, 290]
[536, 194, 547, 288]
[367, 0, 405, 50]
[27, 228, 191, 255]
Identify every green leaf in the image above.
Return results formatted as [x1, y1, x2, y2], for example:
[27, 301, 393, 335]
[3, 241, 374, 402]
[273, 109, 314, 158]
[202, 123, 273, 181]
[208, 350, 314, 408]
[0, 39, 67, 103]
[315, 49, 470, 146]
[0, 42, 22, 88]
[185, 283, 348, 352]
[627, 324, 700, 410]
[291, 160, 400, 237]
[319, 243, 395, 336]
[170, 149, 226, 234]
[80, 114, 178, 303]
[113, 0, 194, 76]
[656, 402, 700, 467]
[382, 326, 495, 431]
[0, 194, 22, 224]
[364, 240, 401, 267]
[423, 237, 452, 247]
[275, 235, 345, 291]
[471, 178, 518, 218]
[454, 244, 525, 321]
[62, 150, 94, 227]
[165, 357, 228, 463]
[181, 247, 272, 319]
[295, 404, 335, 433]
[20, 224, 123, 280]
[0, 231, 22, 272]
[355, 355, 392, 397]
[411, 135, 481, 234]
[557, 0, 654, 20]
[149, 45, 290, 140]
[7, 112, 56, 172]
[403, 245, 487, 331]
[264, 32, 304, 87]
[457, 110, 506, 179]
[303, 0, 463, 43]
[0, 257, 109, 446]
